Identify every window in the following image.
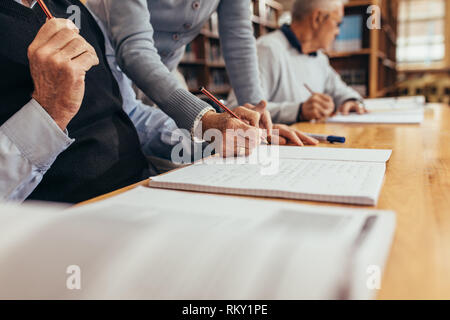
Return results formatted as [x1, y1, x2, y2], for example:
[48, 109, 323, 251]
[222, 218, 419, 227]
[397, 0, 447, 67]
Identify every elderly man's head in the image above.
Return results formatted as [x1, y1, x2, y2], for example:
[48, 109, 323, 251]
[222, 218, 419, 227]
[291, 0, 348, 52]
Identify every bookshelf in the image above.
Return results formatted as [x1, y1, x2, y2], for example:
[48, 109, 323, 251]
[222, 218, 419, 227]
[328, 0, 399, 98]
[179, 0, 283, 100]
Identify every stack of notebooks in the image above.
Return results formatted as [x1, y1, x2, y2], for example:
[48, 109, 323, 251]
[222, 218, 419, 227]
[150, 146, 393, 206]
[328, 96, 426, 124]
[0, 187, 396, 300]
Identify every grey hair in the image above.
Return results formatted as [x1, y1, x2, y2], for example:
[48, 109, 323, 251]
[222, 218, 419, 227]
[291, 0, 348, 22]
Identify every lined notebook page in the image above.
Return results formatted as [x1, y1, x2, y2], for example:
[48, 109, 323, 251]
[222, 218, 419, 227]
[150, 159, 387, 205]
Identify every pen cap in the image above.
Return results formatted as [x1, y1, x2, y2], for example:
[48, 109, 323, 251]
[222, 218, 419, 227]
[327, 136, 346, 143]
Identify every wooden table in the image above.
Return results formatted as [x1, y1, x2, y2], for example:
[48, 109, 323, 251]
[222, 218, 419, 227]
[81, 103, 450, 300]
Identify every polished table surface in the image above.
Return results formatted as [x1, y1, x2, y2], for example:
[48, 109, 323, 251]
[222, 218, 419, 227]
[81, 103, 450, 300]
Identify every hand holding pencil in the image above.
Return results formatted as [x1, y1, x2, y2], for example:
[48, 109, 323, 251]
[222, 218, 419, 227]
[302, 84, 335, 121]
[200, 88, 270, 157]
[28, 18, 99, 131]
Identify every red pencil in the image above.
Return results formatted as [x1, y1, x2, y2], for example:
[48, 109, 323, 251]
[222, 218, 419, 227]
[200, 87, 240, 120]
[36, 0, 53, 19]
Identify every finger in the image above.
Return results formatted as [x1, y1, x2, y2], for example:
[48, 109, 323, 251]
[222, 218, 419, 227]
[269, 134, 287, 145]
[72, 51, 100, 71]
[278, 126, 303, 146]
[357, 105, 367, 115]
[313, 94, 335, 113]
[295, 131, 319, 145]
[222, 130, 255, 158]
[235, 106, 261, 128]
[29, 19, 79, 53]
[252, 100, 267, 113]
[255, 101, 273, 136]
[340, 103, 353, 115]
[57, 37, 92, 61]
[38, 28, 80, 58]
[227, 120, 261, 148]
[312, 103, 327, 119]
[313, 93, 333, 104]
[277, 136, 288, 145]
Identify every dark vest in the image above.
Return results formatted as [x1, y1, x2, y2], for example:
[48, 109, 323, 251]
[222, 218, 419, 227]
[0, 0, 149, 203]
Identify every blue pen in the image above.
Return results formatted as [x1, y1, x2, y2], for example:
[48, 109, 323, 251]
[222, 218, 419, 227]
[306, 133, 346, 144]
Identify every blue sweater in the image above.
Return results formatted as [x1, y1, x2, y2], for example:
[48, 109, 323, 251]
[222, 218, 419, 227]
[88, 0, 264, 132]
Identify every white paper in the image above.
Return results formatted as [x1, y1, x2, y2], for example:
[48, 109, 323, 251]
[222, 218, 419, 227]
[0, 187, 396, 300]
[363, 96, 425, 112]
[327, 109, 424, 124]
[271, 146, 392, 163]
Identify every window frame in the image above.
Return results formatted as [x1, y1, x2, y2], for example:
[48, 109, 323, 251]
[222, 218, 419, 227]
[397, 0, 450, 71]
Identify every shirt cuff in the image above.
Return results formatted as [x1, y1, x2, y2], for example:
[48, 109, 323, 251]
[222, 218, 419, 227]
[0, 99, 74, 170]
[191, 106, 215, 141]
[297, 103, 304, 122]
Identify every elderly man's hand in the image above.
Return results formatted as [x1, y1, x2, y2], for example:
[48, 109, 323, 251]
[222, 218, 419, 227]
[301, 93, 335, 121]
[338, 100, 368, 115]
[28, 18, 99, 130]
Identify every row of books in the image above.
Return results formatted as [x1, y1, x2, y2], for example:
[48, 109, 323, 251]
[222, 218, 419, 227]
[183, 41, 203, 62]
[178, 67, 199, 91]
[209, 69, 229, 92]
[208, 42, 224, 64]
[332, 15, 363, 52]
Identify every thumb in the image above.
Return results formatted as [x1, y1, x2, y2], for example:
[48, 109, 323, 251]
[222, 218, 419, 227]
[254, 100, 267, 113]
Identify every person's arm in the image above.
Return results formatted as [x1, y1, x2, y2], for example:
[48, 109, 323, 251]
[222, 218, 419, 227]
[1, 17, 99, 202]
[95, 0, 213, 133]
[127, 102, 179, 160]
[217, 0, 264, 106]
[322, 55, 363, 108]
[0, 100, 74, 202]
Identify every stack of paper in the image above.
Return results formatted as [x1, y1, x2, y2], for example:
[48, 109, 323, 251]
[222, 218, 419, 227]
[149, 146, 392, 206]
[327, 96, 426, 124]
[0, 187, 396, 299]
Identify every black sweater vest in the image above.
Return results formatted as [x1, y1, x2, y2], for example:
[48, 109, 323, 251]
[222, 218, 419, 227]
[0, 0, 149, 203]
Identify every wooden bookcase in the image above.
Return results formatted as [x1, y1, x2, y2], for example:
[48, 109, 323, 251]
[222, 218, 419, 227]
[179, 0, 283, 100]
[328, 0, 398, 98]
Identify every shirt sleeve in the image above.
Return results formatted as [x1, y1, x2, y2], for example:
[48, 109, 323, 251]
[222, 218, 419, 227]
[96, 0, 212, 132]
[0, 99, 74, 202]
[322, 55, 363, 108]
[127, 101, 180, 160]
[217, 0, 264, 106]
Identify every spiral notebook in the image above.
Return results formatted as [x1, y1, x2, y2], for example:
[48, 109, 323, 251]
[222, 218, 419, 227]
[149, 146, 392, 206]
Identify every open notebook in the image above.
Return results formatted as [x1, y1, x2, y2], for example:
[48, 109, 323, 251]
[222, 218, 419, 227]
[327, 96, 425, 124]
[0, 187, 396, 300]
[149, 146, 392, 206]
